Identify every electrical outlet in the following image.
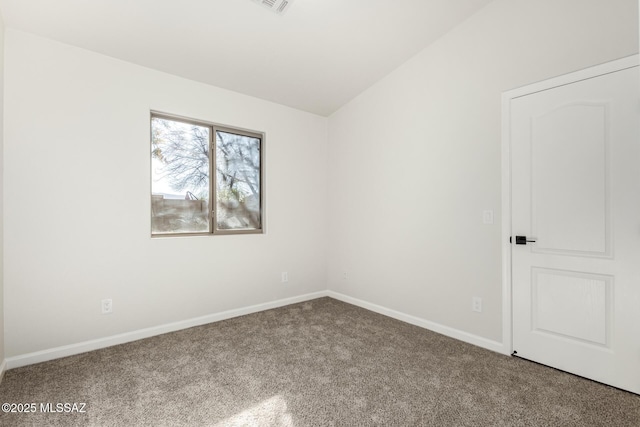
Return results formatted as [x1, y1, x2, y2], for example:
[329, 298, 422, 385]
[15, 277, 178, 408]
[342, 271, 348, 280]
[483, 210, 494, 224]
[472, 297, 482, 313]
[281, 272, 288, 283]
[101, 298, 113, 314]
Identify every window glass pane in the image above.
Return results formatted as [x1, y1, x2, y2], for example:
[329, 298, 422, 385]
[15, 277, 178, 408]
[215, 130, 261, 230]
[151, 117, 210, 234]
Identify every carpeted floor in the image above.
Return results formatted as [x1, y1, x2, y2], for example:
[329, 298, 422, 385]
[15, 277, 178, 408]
[0, 297, 638, 426]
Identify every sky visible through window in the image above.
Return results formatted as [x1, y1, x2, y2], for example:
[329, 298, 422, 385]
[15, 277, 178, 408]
[151, 115, 262, 234]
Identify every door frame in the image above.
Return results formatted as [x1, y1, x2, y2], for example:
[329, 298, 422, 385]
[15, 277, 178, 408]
[500, 55, 639, 356]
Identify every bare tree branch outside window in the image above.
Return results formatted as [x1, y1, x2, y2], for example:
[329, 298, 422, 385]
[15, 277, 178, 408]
[216, 131, 261, 230]
[150, 115, 262, 235]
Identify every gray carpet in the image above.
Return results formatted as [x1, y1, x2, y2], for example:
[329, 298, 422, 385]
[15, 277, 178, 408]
[0, 297, 638, 426]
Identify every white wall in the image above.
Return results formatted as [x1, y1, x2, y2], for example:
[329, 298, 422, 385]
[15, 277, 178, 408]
[327, 0, 639, 342]
[4, 30, 328, 357]
[0, 12, 5, 375]
[4, 1, 639, 363]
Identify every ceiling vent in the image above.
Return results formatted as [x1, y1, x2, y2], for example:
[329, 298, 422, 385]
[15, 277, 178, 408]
[251, 0, 296, 15]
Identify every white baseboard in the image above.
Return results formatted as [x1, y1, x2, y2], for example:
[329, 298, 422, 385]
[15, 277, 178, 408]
[6, 290, 507, 370]
[327, 291, 508, 355]
[6, 291, 329, 370]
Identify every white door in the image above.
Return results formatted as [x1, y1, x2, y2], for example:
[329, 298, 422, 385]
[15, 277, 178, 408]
[509, 58, 640, 394]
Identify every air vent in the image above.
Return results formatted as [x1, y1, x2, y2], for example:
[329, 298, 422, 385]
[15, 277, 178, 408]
[251, 0, 296, 15]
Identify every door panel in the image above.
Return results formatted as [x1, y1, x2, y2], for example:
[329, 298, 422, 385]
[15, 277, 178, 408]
[532, 268, 611, 347]
[510, 64, 640, 394]
[531, 103, 610, 256]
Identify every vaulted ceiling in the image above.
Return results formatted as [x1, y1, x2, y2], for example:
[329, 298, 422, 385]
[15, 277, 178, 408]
[0, 0, 494, 115]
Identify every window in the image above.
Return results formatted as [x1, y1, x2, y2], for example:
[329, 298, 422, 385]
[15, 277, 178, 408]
[151, 113, 263, 236]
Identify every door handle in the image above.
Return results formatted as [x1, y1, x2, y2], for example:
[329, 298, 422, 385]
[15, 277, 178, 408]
[514, 235, 536, 245]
